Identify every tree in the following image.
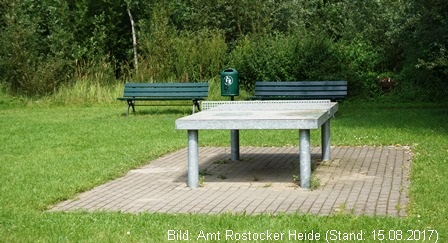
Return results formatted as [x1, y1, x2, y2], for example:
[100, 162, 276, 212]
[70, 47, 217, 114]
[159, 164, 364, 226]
[0, 0, 75, 95]
[397, 0, 448, 99]
[126, 0, 139, 73]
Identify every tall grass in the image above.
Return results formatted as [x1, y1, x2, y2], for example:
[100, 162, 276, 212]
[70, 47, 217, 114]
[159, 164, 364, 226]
[43, 57, 125, 105]
[47, 79, 124, 105]
[44, 78, 250, 106]
[138, 25, 228, 82]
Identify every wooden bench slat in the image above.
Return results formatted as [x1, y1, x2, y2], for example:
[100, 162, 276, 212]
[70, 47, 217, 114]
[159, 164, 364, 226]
[118, 97, 205, 101]
[123, 87, 208, 93]
[123, 92, 208, 97]
[256, 91, 347, 96]
[256, 95, 346, 99]
[125, 83, 208, 88]
[252, 81, 347, 101]
[256, 86, 347, 91]
[256, 81, 347, 86]
[123, 87, 208, 92]
[257, 91, 347, 97]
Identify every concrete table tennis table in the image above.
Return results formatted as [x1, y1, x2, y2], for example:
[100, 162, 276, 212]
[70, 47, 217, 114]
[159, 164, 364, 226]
[175, 100, 338, 189]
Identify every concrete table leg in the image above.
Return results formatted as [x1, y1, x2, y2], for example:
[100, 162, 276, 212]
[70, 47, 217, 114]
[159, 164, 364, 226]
[230, 129, 240, 161]
[188, 130, 199, 188]
[321, 119, 331, 161]
[299, 129, 311, 189]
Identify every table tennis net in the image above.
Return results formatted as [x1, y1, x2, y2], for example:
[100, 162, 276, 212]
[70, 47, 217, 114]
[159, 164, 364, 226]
[202, 100, 331, 111]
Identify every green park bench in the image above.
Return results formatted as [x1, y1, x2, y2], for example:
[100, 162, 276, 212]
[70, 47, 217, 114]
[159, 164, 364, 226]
[117, 82, 209, 116]
[250, 81, 348, 101]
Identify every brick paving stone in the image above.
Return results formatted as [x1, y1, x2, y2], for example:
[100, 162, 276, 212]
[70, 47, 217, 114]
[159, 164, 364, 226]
[49, 146, 411, 217]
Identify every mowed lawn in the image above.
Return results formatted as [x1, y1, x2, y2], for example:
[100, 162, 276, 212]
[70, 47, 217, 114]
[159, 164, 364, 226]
[0, 102, 447, 242]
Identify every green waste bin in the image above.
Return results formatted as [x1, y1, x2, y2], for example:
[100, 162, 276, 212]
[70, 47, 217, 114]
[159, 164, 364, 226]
[220, 68, 239, 97]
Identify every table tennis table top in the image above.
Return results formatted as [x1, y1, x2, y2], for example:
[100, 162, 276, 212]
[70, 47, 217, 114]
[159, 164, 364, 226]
[175, 100, 338, 130]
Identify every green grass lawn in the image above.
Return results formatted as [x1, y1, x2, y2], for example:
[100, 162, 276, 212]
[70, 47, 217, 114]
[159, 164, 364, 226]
[0, 102, 447, 242]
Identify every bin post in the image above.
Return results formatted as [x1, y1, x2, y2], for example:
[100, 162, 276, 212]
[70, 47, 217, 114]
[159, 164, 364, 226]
[220, 68, 240, 159]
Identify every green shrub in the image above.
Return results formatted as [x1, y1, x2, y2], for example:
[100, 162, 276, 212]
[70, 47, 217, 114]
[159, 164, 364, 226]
[138, 29, 227, 82]
[229, 33, 296, 90]
[395, 65, 439, 102]
[229, 33, 348, 91]
[293, 35, 344, 81]
[337, 38, 382, 98]
[137, 4, 227, 82]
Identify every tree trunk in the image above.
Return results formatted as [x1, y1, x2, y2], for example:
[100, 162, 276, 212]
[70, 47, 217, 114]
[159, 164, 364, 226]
[127, 7, 138, 73]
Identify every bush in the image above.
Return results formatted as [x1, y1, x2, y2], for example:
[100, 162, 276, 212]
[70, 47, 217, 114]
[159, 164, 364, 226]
[337, 38, 382, 98]
[395, 65, 443, 102]
[138, 28, 227, 82]
[293, 35, 344, 81]
[137, 5, 227, 82]
[229, 33, 296, 90]
[170, 30, 227, 81]
[229, 33, 348, 91]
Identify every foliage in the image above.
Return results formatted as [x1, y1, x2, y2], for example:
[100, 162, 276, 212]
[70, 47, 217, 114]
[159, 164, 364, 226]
[0, 0, 73, 96]
[396, 0, 448, 100]
[138, 22, 227, 82]
[229, 32, 383, 98]
[170, 0, 305, 42]
[0, 0, 447, 100]
[229, 33, 297, 90]
[338, 38, 383, 98]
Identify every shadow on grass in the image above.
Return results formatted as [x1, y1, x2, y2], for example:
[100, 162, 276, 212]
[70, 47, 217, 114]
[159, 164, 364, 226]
[118, 105, 193, 117]
[337, 104, 448, 135]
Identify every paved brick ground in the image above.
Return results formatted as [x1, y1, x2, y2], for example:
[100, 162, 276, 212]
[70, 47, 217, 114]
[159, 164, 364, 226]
[50, 146, 411, 216]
